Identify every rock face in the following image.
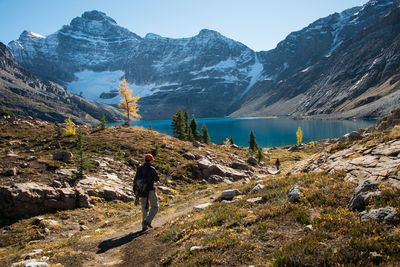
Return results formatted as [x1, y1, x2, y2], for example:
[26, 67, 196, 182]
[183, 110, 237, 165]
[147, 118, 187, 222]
[0, 183, 91, 220]
[0, 42, 125, 124]
[8, 1, 400, 120]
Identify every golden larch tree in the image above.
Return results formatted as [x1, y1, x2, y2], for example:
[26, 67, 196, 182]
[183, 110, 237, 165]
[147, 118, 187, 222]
[296, 126, 303, 145]
[118, 78, 139, 126]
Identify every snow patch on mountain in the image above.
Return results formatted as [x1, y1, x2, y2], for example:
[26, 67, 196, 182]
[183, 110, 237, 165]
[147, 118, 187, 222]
[239, 54, 264, 98]
[67, 70, 125, 104]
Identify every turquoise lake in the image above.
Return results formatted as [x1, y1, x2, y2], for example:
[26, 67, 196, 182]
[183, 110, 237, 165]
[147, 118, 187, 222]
[112, 117, 376, 147]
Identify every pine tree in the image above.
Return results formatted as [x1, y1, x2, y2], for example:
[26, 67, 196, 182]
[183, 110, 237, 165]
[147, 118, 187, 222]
[190, 117, 201, 141]
[74, 131, 93, 181]
[256, 146, 264, 163]
[54, 121, 62, 140]
[201, 123, 210, 144]
[296, 126, 303, 145]
[118, 78, 139, 126]
[171, 109, 186, 140]
[183, 109, 192, 140]
[248, 130, 258, 152]
[100, 115, 106, 130]
[229, 135, 234, 145]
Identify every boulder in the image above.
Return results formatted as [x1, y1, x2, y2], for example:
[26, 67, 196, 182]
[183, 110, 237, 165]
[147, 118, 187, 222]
[287, 186, 302, 203]
[230, 160, 252, 171]
[250, 184, 264, 194]
[25, 156, 37, 161]
[194, 159, 247, 181]
[183, 152, 196, 160]
[49, 140, 61, 150]
[157, 186, 175, 194]
[344, 131, 362, 141]
[247, 197, 263, 203]
[348, 180, 380, 211]
[192, 141, 204, 147]
[221, 189, 241, 200]
[11, 259, 48, 267]
[5, 167, 17, 176]
[52, 151, 73, 163]
[359, 206, 396, 222]
[194, 203, 212, 210]
[127, 158, 139, 167]
[287, 145, 299, 152]
[207, 175, 226, 184]
[247, 157, 258, 166]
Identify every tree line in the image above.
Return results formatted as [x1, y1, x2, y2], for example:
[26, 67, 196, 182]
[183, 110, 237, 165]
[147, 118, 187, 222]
[171, 109, 210, 144]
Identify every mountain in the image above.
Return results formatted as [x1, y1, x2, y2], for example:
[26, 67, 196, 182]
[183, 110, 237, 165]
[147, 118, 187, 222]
[0, 42, 125, 124]
[7, 0, 400, 120]
[232, 0, 400, 118]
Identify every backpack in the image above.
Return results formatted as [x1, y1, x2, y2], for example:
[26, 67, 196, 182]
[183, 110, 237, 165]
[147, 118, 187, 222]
[134, 176, 149, 198]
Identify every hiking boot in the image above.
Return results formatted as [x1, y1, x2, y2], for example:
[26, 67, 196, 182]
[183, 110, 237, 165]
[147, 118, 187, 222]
[142, 224, 148, 232]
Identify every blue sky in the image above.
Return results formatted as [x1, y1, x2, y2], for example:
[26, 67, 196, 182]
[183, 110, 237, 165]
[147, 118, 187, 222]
[0, 0, 368, 51]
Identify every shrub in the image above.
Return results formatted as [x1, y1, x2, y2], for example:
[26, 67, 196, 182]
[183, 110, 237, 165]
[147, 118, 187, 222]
[0, 109, 15, 117]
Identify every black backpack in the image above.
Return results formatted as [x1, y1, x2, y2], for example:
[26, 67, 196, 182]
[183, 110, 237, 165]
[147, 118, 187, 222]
[134, 175, 148, 197]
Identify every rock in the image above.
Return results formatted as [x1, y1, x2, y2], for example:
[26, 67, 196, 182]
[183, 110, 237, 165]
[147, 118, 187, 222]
[232, 144, 239, 148]
[287, 186, 302, 203]
[20, 162, 30, 168]
[344, 131, 362, 141]
[230, 160, 252, 171]
[192, 141, 204, 147]
[5, 167, 17, 176]
[287, 145, 299, 152]
[55, 169, 76, 177]
[267, 168, 280, 175]
[80, 225, 89, 231]
[221, 189, 241, 200]
[207, 175, 230, 184]
[246, 157, 258, 166]
[40, 219, 60, 228]
[127, 158, 139, 167]
[157, 186, 174, 194]
[22, 249, 43, 259]
[25, 156, 37, 161]
[11, 259, 48, 267]
[183, 152, 196, 160]
[194, 159, 248, 181]
[348, 180, 380, 211]
[370, 251, 383, 264]
[304, 225, 314, 232]
[190, 246, 203, 252]
[52, 151, 73, 163]
[194, 203, 212, 210]
[376, 108, 400, 131]
[250, 184, 264, 194]
[247, 197, 262, 203]
[360, 206, 396, 222]
[49, 140, 61, 150]
[0, 183, 92, 219]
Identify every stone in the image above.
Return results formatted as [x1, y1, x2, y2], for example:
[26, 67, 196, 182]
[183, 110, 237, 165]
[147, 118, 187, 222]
[344, 131, 362, 141]
[287, 186, 302, 203]
[267, 168, 280, 175]
[360, 206, 396, 222]
[128, 158, 139, 167]
[250, 184, 264, 194]
[11, 259, 48, 267]
[348, 180, 380, 211]
[230, 160, 251, 170]
[221, 189, 241, 200]
[20, 162, 30, 168]
[5, 167, 17, 176]
[183, 152, 196, 160]
[192, 141, 204, 147]
[247, 197, 262, 203]
[194, 159, 247, 181]
[304, 225, 314, 232]
[49, 140, 61, 150]
[25, 156, 37, 161]
[287, 145, 299, 152]
[247, 157, 258, 166]
[80, 225, 89, 231]
[194, 203, 212, 210]
[207, 175, 226, 184]
[370, 252, 383, 264]
[22, 249, 43, 259]
[190, 246, 203, 252]
[157, 186, 174, 194]
[52, 151, 73, 163]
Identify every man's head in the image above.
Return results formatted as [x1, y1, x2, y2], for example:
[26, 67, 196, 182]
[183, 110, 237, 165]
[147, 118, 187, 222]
[145, 154, 154, 163]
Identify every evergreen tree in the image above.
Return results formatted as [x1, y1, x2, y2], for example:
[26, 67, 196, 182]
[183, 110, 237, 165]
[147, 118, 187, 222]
[256, 146, 265, 163]
[171, 109, 186, 140]
[248, 130, 258, 152]
[229, 135, 234, 145]
[148, 123, 153, 130]
[183, 109, 192, 140]
[74, 131, 93, 181]
[100, 115, 106, 130]
[201, 123, 210, 144]
[190, 117, 201, 141]
[54, 121, 62, 140]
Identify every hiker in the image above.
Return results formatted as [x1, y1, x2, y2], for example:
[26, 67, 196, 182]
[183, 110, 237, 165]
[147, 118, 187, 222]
[274, 158, 280, 170]
[134, 154, 159, 231]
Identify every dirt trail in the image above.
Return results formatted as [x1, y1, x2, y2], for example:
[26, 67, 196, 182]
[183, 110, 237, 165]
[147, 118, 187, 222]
[71, 193, 218, 267]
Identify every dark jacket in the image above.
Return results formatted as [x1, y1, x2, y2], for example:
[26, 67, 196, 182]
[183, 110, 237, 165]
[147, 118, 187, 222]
[134, 162, 159, 191]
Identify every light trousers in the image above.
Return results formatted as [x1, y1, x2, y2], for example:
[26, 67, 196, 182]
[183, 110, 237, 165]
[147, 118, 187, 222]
[140, 190, 159, 226]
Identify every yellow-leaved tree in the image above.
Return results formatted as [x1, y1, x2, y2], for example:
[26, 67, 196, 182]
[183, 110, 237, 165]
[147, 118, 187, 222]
[64, 116, 76, 136]
[118, 78, 139, 126]
[296, 126, 303, 145]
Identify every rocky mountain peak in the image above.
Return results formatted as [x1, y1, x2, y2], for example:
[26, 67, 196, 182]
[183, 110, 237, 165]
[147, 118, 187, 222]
[81, 10, 117, 24]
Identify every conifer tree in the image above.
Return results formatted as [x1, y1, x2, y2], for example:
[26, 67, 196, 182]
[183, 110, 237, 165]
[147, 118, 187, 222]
[118, 78, 139, 126]
[201, 123, 210, 144]
[100, 115, 106, 130]
[54, 121, 62, 140]
[190, 117, 201, 141]
[74, 130, 93, 181]
[183, 109, 192, 140]
[256, 146, 264, 163]
[296, 126, 303, 145]
[229, 135, 234, 145]
[248, 130, 258, 152]
[171, 109, 186, 140]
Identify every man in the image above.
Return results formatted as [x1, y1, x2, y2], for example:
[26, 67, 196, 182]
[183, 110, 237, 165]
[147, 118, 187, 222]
[134, 154, 159, 231]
